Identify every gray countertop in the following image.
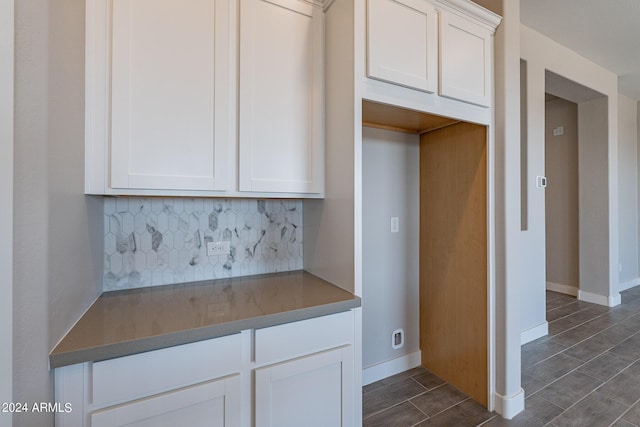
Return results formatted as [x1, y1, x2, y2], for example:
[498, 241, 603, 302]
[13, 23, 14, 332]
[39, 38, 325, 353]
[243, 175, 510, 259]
[50, 270, 360, 368]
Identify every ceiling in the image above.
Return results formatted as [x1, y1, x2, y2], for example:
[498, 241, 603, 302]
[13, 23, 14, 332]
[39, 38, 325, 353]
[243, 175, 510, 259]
[520, 0, 640, 100]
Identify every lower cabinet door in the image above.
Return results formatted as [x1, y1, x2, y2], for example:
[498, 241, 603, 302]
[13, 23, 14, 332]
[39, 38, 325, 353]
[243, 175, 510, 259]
[255, 346, 354, 427]
[91, 375, 240, 427]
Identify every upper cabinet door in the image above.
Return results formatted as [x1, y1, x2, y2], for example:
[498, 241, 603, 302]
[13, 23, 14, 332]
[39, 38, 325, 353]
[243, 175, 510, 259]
[438, 10, 492, 107]
[238, 0, 324, 194]
[366, 0, 438, 93]
[91, 0, 231, 191]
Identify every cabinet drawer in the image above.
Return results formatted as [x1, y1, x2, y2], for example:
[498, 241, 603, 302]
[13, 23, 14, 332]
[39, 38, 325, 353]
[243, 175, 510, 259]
[92, 334, 241, 407]
[254, 311, 354, 366]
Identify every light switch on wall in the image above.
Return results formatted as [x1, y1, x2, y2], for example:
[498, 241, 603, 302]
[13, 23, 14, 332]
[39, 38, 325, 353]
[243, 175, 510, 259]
[390, 217, 399, 233]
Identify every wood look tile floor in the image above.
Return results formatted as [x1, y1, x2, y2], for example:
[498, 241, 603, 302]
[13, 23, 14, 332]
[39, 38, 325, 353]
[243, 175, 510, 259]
[362, 286, 640, 426]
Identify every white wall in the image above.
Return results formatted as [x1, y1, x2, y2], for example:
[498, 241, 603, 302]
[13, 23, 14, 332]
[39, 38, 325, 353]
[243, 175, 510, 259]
[617, 95, 639, 288]
[493, 0, 525, 416]
[521, 24, 619, 316]
[0, 0, 14, 424]
[545, 98, 579, 290]
[48, 0, 104, 349]
[638, 102, 640, 285]
[14, 1, 52, 423]
[362, 127, 420, 371]
[14, 1, 103, 425]
[577, 97, 611, 298]
[519, 56, 547, 338]
[304, 0, 356, 295]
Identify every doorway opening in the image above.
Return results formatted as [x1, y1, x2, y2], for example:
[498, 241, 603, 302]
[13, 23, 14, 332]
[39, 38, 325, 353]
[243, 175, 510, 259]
[543, 71, 609, 307]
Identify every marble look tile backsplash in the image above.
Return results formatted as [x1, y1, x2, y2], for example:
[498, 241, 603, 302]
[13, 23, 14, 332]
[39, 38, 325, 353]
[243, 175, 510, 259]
[103, 198, 303, 291]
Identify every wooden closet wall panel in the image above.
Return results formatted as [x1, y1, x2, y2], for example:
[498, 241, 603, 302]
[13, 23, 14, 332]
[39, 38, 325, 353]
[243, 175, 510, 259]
[419, 121, 487, 406]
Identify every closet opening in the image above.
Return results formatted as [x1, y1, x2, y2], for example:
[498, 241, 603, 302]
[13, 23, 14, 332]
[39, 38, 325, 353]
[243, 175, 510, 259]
[543, 70, 609, 305]
[544, 93, 579, 298]
[362, 100, 489, 406]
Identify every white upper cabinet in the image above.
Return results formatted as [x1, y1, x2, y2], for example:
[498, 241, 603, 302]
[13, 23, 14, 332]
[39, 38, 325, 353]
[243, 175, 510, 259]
[85, 0, 324, 197]
[86, 0, 231, 193]
[363, 0, 501, 111]
[238, 0, 324, 194]
[438, 7, 494, 107]
[366, 0, 438, 93]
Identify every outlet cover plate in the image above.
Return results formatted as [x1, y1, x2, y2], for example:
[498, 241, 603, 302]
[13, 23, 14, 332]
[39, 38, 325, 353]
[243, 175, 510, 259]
[207, 241, 230, 256]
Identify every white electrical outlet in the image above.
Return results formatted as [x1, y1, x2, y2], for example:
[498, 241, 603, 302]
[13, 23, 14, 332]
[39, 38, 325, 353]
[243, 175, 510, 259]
[207, 241, 230, 256]
[392, 329, 404, 350]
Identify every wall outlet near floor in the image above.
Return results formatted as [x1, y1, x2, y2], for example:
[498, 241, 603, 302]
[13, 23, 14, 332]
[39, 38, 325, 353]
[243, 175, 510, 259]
[207, 240, 230, 256]
[392, 329, 404, 349]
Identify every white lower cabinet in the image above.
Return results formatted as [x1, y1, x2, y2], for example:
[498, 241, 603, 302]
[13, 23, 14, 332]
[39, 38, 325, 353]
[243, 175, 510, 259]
[255, 346, 354, 427]
[91, 376, 241, 427]
[54, 311, 356, 427]
[253, 311, 355, 427]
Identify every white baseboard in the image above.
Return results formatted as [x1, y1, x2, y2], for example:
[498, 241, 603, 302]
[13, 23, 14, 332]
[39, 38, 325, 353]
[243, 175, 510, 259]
[520, 322, 548, 345]
[578, 290, 621, 307]
[362, 351, 422, 386]
[618, 277, 640, 293]
[494, 388, 525, 419]
[546, 281, 578, 297]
